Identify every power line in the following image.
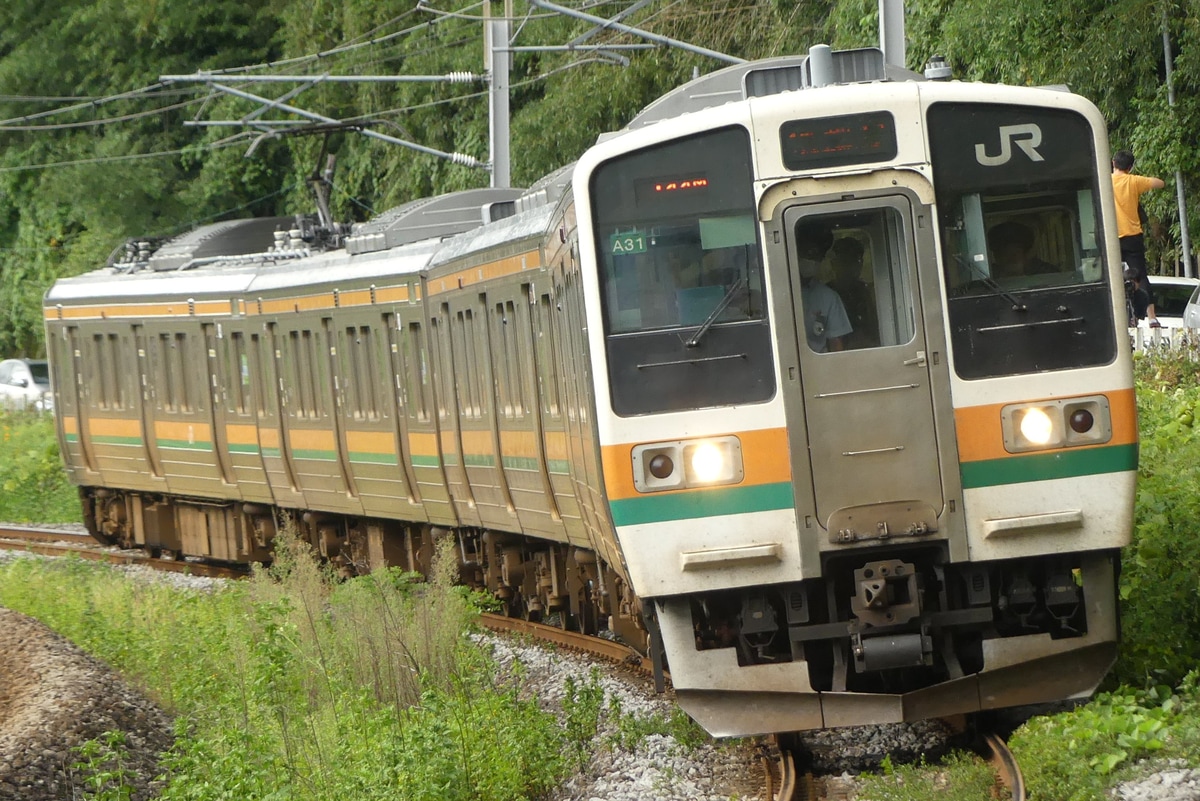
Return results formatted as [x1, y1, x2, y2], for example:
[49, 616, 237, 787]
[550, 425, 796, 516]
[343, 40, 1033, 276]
[0, 94, 216, 132]
[0, 137, 247, 174]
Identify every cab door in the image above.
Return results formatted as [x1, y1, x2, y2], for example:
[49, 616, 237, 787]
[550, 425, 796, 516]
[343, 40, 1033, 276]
[779, 192, 944, 544]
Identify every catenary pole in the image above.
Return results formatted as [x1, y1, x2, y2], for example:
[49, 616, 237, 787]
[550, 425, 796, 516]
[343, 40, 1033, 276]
[1162, 7, 1193, 277]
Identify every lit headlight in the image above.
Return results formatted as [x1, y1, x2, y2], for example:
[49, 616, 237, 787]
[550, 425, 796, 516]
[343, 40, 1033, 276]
[632, 436, 744, 493]
[1018, 407, 1054, 445]
[688, 442, 726, 482]
[1001, 396, 1112, 453]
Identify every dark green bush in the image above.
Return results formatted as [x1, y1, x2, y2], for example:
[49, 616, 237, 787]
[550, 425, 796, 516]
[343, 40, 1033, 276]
[1115, 353, 1200, 685]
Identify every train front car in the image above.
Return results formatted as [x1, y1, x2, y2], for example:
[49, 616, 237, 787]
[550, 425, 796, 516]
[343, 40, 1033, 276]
[574, 62, 1134, 736]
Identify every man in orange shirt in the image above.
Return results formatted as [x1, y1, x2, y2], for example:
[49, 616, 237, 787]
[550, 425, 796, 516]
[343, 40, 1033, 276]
[1112, 150, 1166, 326]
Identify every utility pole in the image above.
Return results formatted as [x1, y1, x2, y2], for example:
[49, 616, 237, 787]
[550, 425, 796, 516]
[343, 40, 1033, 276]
[879, 0, 905, 70]
[1162, 8, 1193, 277]
[487, 2, 512, 188]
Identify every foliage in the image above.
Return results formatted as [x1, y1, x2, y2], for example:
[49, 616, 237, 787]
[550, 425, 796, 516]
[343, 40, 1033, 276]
[0, 409, 80, 522]
[1009, 673, 1200, 801]
[0, 535, 566, 801]
[562, 669, 605, 770]
[73, 731, 137, 801]
[6, 0, 1200, 358]
[853, 751, 997, 801]
[1114, 351, 1200, 685]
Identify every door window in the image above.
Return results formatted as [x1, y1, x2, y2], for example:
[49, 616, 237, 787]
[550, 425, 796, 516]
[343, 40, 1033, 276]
[792, 207, 916, 353]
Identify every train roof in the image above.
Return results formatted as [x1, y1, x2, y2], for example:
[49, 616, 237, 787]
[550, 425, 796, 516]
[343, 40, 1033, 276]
[617, 47, 921, 134]
[344, 186, 525, 256]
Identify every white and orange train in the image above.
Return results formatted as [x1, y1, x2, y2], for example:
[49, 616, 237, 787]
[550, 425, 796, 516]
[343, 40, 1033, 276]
[45, 49, 1136, 736]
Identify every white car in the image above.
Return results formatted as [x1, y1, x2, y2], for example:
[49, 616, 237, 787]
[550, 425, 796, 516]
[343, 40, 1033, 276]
[1138, 275, 1199, 329]
[0, 358, 54, 412]
[1182, 277, 1200, 329]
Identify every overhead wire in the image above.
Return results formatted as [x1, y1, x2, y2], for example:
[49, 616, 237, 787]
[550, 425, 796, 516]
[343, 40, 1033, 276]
[0, 2, 704, 176]
[0, 93, 218, 132]
[0, 135, 250, 174]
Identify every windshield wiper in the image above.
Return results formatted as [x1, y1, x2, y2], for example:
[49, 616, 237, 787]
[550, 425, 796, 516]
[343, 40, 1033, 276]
[957, 255, 1027, 311]
[685, 277, 748, 348]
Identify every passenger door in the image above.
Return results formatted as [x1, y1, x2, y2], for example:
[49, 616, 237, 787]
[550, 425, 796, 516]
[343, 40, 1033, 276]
[779, 193, 944, 542]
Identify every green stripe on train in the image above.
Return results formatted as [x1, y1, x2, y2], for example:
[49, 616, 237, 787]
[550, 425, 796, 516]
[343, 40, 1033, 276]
[92, 435, 143, 447]
[959, 442, 1138, 489]
[292, 449, 338, 461]
[608, 482, 795, 527]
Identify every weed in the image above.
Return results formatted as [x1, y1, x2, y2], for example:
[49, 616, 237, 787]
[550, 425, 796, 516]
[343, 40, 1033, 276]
[562, 669, 606, 770]
[73, 730, 136, 801]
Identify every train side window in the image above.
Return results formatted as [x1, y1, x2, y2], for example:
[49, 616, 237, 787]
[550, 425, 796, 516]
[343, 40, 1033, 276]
[175, 334, 194, 413]
[341, 324, 380, 421]
[109, 334, 125, 410]
[289, 330, 315, 419]
[492, 301, 509, 417]
[505, 299, 526, 418]
[340, 326, 363, 420]
[454, 309, 481, 419]
[93, 334, 113, 410]
[407, 322, 429, 422]
[229, 332, 251, 415]
[536, 294, 562, 419]
[433, 311, 453, 421]
[359, 326, 379, 420]
[492, 301, 514, 418]
[157, 334, 175, 412]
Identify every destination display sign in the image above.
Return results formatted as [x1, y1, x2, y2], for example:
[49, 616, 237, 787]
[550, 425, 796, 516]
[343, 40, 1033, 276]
[779, 111, 898, 170]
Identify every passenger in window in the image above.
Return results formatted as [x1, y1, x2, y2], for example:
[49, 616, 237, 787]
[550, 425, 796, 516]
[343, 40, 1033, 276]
[829, 238, 879, 348]
[987, 221, 1057, 279]
[795, 222, 852, 352]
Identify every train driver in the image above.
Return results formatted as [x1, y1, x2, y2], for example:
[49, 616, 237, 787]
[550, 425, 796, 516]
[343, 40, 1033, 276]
[795, 221, 852, 352]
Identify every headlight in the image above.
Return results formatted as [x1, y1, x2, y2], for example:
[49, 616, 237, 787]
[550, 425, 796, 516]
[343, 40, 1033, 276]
[632, 436, 744, 493]
[1001, 396, 1112, 453]
[1017, 407, 1055, 445]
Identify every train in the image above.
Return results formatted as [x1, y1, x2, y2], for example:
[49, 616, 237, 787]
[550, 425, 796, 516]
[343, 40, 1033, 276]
[44, 47, 1136, 737]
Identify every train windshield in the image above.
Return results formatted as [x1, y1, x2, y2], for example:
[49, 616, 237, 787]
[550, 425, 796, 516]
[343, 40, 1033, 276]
[590, 126, 774, 415]
[929, 103, 1116, 379]
[592, 127, 765, 335]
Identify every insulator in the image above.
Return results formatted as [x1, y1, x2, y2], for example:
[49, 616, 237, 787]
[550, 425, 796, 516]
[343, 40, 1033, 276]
[449, 152, 483, 168]
[446, 71, 477, 84]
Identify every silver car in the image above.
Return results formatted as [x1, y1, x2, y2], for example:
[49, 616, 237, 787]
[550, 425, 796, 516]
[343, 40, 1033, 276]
[0, 358, 54, 412]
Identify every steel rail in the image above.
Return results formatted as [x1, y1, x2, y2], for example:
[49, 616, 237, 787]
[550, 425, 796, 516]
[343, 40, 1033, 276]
[982, 731, 1026, 801]
[476, 612, 659, 675]
[0, 526, 249, 580]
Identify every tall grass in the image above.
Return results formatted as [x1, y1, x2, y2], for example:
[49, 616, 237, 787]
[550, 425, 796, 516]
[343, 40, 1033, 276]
[0, 409, 79, 523]
[0, 531, 565, 800]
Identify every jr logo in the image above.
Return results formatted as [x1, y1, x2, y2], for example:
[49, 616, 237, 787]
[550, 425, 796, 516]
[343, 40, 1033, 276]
[974, 123, 1045, 166]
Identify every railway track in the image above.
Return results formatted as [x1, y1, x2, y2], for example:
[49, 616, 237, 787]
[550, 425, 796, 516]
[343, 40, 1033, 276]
[1, 522, 1026, 801]
[0, 523, 250, 580]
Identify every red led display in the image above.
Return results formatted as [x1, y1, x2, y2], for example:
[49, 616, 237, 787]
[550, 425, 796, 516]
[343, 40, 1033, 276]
[780, 111, 897, 170]
[652, 177, 709, 193]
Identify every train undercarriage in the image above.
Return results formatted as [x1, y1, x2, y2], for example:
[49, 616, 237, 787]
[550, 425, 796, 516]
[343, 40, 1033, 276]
[80, 487, 650, 647]
[663, 543, 1121, 735]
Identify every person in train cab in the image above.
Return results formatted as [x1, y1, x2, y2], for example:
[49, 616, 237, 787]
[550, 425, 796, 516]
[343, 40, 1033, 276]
[794, 222, 852, 352]
[1112, 149, 1166, 327]
[829, 237, 878, 348]
[986, 220, 1057, 279]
